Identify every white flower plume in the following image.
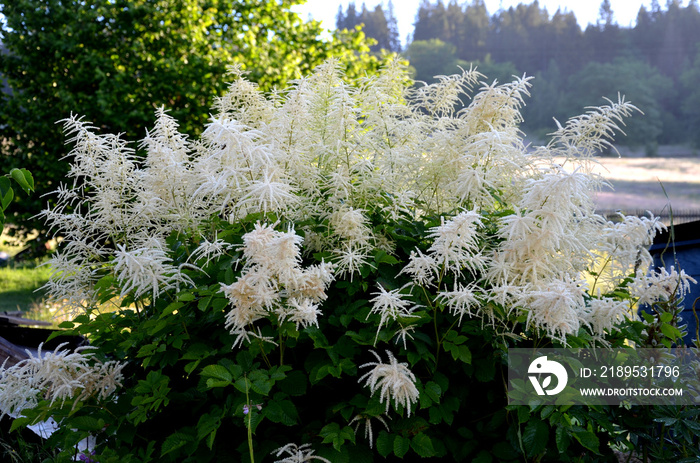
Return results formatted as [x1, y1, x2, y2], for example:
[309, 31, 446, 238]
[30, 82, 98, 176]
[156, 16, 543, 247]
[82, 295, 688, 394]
[0, 343, 125, 417]
[358, 350, 419, 417]
[272, 443, 331, 463]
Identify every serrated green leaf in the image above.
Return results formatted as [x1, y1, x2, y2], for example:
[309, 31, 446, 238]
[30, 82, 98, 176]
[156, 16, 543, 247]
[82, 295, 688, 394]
[458, 345, 472, 364]
[472, 450, 493, 463]
[196, 412, 221, 447]
[265, 400, 298, 426]
[411, 432, 436, 457]
[70, 415, 103, 431]
[161, 432, 193, 457]
[660, 323, 681, 340]
[18, 169, 34, 191]
[424, 381, 441, 403]
[394, 435, 410, 458]
[178, 292, 196, 302]
[517, 405, 530, 424]
[555, 425, 570, 452]
[523, 419, 548, 457]
[376, 431, 392, 458]
[375, 250, 399, 265]
[572, 429, 600, 454]
[193, 295, 210, 310]
[279, 370, 307, 396]
[211, 297, 229, 311]
[200, 365, 232, 383]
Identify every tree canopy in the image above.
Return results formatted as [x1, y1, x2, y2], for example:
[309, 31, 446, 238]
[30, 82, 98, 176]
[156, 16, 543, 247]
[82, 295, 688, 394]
[336, 0, 401, 53]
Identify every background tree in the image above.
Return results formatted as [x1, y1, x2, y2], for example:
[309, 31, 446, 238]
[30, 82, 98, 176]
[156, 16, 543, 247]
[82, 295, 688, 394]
[405, 38, 463, 83]
[680, 44, 700, 147]
[336, 1, 401, 53]
[565, 58, 674, 153]
[0, 0, 381, 243]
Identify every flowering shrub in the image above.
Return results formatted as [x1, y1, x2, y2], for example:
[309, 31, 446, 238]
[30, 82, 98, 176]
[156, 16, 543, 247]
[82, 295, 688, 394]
[2, 59, 696, 462]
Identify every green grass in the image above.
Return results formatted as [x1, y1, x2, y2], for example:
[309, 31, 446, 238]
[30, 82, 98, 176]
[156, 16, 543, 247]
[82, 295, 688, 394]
[0, 260, 52, 313]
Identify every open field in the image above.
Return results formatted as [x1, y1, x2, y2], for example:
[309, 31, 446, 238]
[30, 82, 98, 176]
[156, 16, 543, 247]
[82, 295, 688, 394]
[590, 156, 700, 212]
[0, 262, 51, 312]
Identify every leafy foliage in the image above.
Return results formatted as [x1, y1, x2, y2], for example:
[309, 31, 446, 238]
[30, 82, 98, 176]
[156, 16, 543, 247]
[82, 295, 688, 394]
[0, 168, 33, 231]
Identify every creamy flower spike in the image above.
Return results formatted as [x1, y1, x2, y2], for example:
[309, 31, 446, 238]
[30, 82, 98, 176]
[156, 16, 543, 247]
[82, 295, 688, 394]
[221, 223, 335, 346]
[0, 343, 124, 417]
[44, 58, 665, 346]
[359, 350, 419, 417]
[271, 443, 331, 463]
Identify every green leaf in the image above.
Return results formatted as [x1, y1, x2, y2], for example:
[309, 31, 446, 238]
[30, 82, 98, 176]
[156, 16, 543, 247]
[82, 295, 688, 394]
[411, 433, 436, 457]
[196, 412, 221, 449]
[659, 312, 673, 323]
[197, 296, 213, 311]
[522, 419, 548, 457]
[278, 370, 308, 396]
[572, 429, 600, 454]
[660, 323, 682, 340]
[424, 381, 441, 403]
[457, 345, 472, 364]
[320, 422, 355, 451]
[200, 365, 232, 384]
[0, 177, 13, 211]
[472, 450, 493, 463]
[376, 431, 393, 458]
[517, 406, 530, 424]
[70, 415, 103, 432]
[393, 435, 411, 458]
[9, 417, 33, 432]
[161, 432, 193, 457]
[10, 168, 33, 194]
[264, 400, 299, 426]
[178, 292, 196, 302]
[375, 250, 399, 265]
[555, 425, 570, 453]
[249, 370, 273, 395]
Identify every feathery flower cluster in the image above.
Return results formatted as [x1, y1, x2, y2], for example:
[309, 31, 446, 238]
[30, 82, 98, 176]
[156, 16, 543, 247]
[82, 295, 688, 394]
[0, 344, 124, 417]
[44, 57, 679, 350]
[221, 223, 334, 346]
[631, 266, 697, 306]
[368, 284, 420, 343]
[349, 413, 390, 449]
[359, 350, 419, 417]
[401, 210, 486, 289]
[272, 443, 331, 463]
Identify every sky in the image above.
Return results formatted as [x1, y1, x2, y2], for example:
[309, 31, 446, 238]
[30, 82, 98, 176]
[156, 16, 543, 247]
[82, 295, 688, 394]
[291, 0, 657, 46]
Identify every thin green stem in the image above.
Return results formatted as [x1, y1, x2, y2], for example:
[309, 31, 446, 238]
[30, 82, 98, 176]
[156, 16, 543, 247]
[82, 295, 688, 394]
[244, 375, 255, 463]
